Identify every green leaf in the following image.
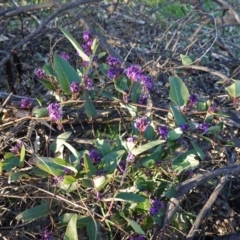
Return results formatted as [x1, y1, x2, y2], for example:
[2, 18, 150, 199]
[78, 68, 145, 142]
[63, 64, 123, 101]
[94, 138, 112, 156]
[168, 127, 183, 141]
[15, 204, 50, 222]
[93, 175, 106, 191]
[119, 212, 145, 235]
[98, 52, 106, 60]
[141, 216, 154, 230]
[43, 63, 56, 76]
[84, 153, 96, 177]
[19, 144, 25, 166]
[136, 198, 151, 211]
[84, 101, 97, 119]
[32, 107, 48, 117]
[225, 80, 240, 98]
[54, 54, 81, 95]
[64, 214, 78, 240]
[191, 142, 206, 160]
[63, 175, 76, 184]
[115, 192, 145, 202]
[57, 213, 92, 228]
[34, 156, 65, 176]
[60, 27, 90, 62]
[87, 220, 99, 240]
[114, 76, 129, 94]
[38, 79, 56, 91]
[180, 54, 193, 66]
[102, 150, 125, 173]
[132, 139, 164, 156]
[9, 172, 30, 183]
[54, 158, 78, 174]
[131, 81, 142, 103]
[170, 103, 186, 126]
[0, 153, 20, 171]
[169, 76, 189, 106]
[172, 150, 199, 172]
[50, 131, 72, 153]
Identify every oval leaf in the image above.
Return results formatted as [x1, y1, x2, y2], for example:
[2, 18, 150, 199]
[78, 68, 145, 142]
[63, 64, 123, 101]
[169, 76, 189, 106]
[16, 204, 50, 222]
[64, 214, 78, 240]
[54, 54, 81, 95]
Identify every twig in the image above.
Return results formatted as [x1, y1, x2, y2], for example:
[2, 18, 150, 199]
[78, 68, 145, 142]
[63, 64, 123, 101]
[0, 0, 101, 69]
[186, 174, 229, 240]
[176, 65, 230, 81]
[153, 164, 240, 239]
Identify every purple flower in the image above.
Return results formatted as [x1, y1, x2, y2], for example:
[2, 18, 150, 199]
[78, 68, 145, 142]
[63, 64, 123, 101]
[208, 105, 217, 113]
[138, 94, 148, 105]
[83, 76, 93, 90]
[134, 117, 150, 133]
[53, 175, 64, 186]
[150, 199, 164, 216]
[83, 30, 92, 42]
[158, 126, 169, 139]
[70, 81, 81, 93]
[35, 68, 46, 79]
[198, 122, 209, 132]
[125, 65, 142, 81]
[188, 170, 194, 177]
[11, 141, 23, 155]
[86, 39, 93, 47]
[20, 98, 32, 109]
[130, 235, 146, 240]
[60, 52, 70, 61]
[107, 67, 124, 79]
[107, 56, 121, 67]
[188, 93, 198, 106]
[180, 123, 189, 132]
[48, 103, 62, 122]
[140, 75, 153, 90]
[82, 44, 92, 56]
[127, 136, 136, 143]
[126, 152, 135, 162]
[89, 149, 102, 164]
[40, 229, 51, 240]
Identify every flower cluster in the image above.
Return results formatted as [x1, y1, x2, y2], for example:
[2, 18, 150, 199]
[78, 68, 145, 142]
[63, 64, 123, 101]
[53, 175, 64, 186]
[70, 81, 81, 93]
[125, 65, 153, 91]
[138, 94, 148, 105]
[158, 126, 169, 139]
[88, 149, 102, 164]
[180, 123, 189, 132]
[11, 141, 23, 155]
[126, 152, 135, 162]
[134, 117, 150, 133]
[130, 235, 146, 240]
[83, 76, 93, 90]
[60, 52, 70, 61]
[107, 67, 124, 79]
[150, 199, 164, 215]
[107, 56, 121, 67]
[20, 98, 32, 109]
[188, 93, 198, 106]
[40, 229, 51, 240]
[198, 122, 209, 132]
[82, 30, 93, 56]
[35, 68, 46, 79]
[48, 103, 62, 122]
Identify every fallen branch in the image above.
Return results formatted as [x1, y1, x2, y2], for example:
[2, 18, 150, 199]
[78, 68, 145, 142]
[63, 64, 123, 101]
[153, 164, 240, 239]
